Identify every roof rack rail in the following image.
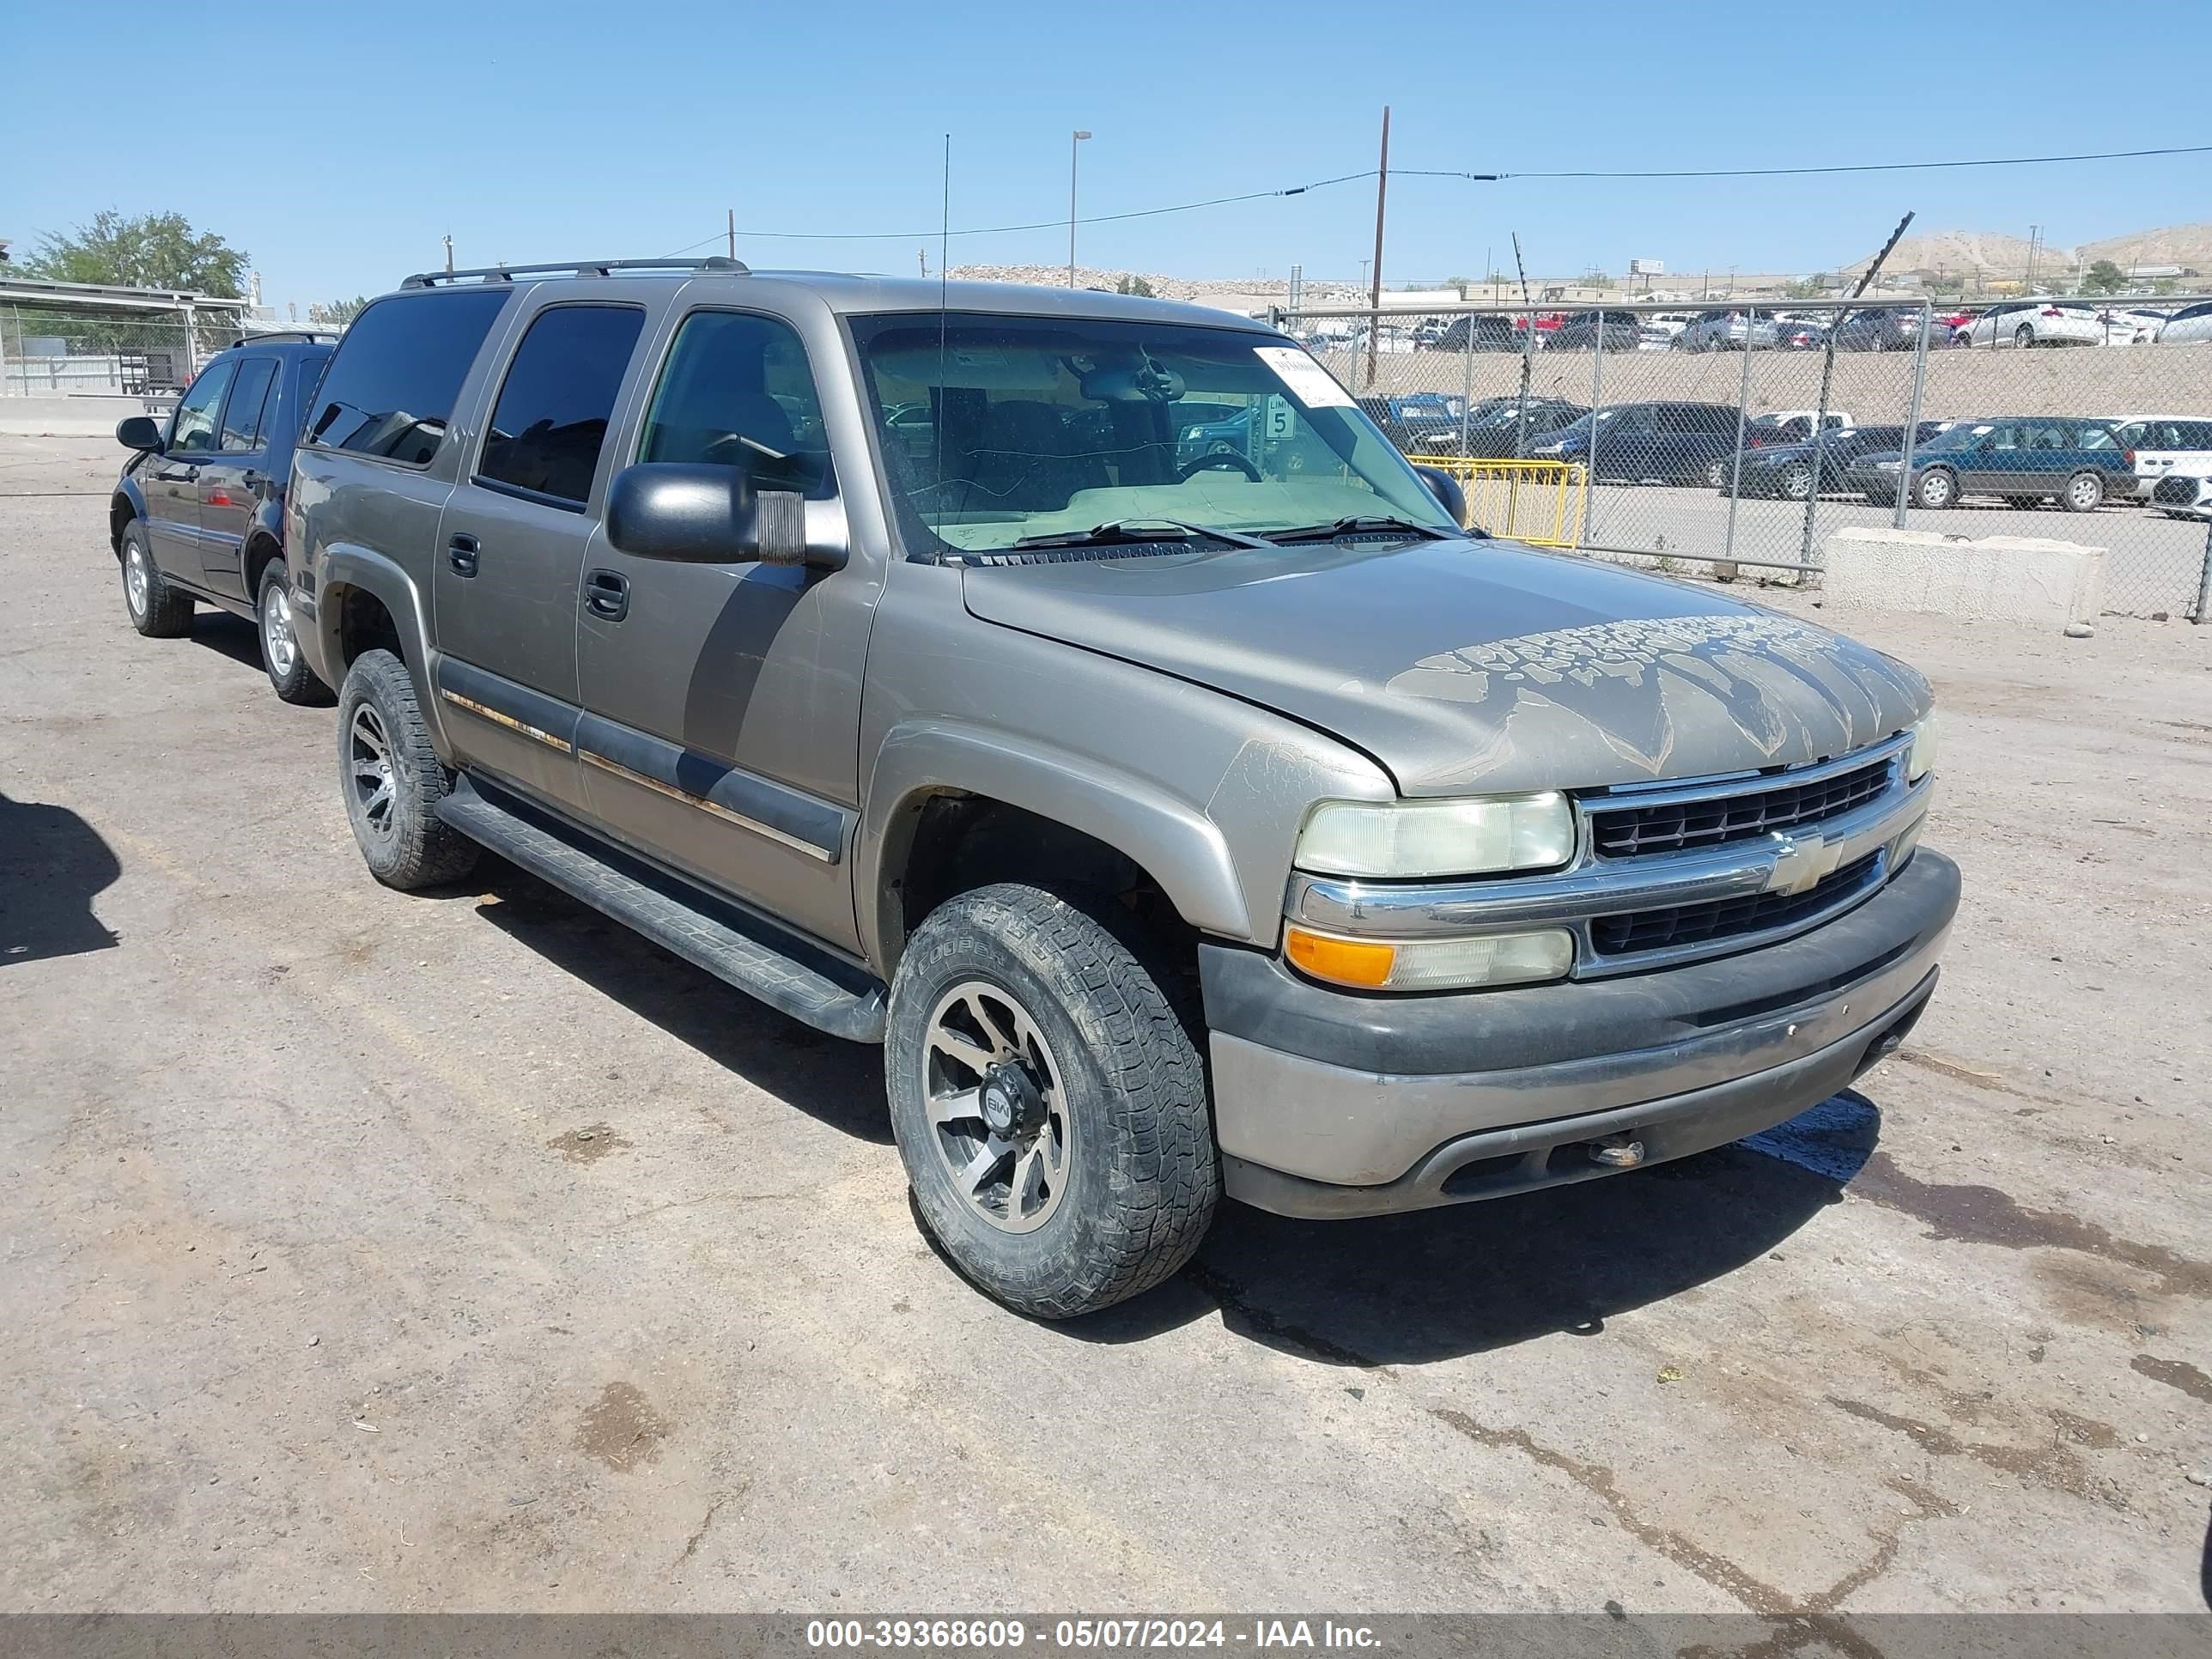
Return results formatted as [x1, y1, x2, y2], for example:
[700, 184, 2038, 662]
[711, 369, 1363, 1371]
[233, 329, 339, 345]
[400, 256, 749, 289]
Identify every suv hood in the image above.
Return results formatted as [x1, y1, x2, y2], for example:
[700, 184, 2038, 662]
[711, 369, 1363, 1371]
[961, 538, 1930, 796]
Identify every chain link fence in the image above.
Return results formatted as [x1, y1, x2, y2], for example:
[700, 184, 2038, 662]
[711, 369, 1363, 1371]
[1280, 297, 2212, 621]
[0, 303, 229, 405]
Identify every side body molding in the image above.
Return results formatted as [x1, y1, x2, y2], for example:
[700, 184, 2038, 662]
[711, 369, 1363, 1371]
[856, 718, 1253, 970]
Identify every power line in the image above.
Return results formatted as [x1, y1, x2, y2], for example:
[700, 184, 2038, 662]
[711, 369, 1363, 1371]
[666, 142, 2212, 256]
[1402, 142, 2212, 183]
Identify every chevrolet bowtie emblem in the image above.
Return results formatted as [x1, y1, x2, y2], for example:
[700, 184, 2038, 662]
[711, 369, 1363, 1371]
[1766, 830, 1844, 896]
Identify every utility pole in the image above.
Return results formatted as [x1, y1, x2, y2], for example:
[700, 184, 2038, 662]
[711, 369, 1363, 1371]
[2026, 224, 2040, 291]
[727, 209, 736, 261]
[1067, 130, 1091, 287]
[1364, 105, 1390, 390]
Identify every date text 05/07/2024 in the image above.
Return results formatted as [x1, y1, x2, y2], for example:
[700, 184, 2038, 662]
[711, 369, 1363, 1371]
[804, 1619, 1383, 1650]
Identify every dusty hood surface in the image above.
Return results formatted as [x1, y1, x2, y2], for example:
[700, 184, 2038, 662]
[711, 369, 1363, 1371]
[961, 538, 1931, 796]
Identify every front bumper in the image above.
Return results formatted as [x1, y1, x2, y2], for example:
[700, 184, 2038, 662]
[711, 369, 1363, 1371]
[1201, 848, 1959, 1218]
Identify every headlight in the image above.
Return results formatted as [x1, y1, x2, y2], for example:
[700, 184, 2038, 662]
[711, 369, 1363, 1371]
[1285, 926, 1575, 991]
[1297, 793, 1575, 878]
[1906, 709, 1939, 781]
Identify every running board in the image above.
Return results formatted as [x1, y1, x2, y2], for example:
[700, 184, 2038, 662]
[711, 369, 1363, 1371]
[437, 776, 886, 1042]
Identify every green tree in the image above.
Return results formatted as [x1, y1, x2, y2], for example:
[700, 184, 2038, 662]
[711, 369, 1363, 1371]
[309, 295, 369, 327]
[2080, 259, 2127, 295]
[1114, 273, 1155, 298]
[21, 210, 246, 295]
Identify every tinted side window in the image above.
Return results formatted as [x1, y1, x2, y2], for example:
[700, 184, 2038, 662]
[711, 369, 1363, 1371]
[476, 305, 645, 507]
[168, 362, 237, 453]
[638, 310, 834, 497]
[219, 357, 278, 452]
[307, 289, 511, 465]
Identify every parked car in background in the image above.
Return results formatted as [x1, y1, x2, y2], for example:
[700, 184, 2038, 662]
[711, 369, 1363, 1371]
[2149, 470, 2212, 519]
[1953, 301, 2119, 349]
[1544, 310, 1644, 352]
[1747, 410, 1855, 447]
[1431, 396, 1589, 458]
[1423, 313, 1529, 353]
[2106, 307, 2170, 344]
[2108, 416, 2212, 498]
[1720, 422, 1956, 501]
[1848, 416, 2132, 510]
[1526, 401, 1748, 484]
[2153, 301, 2212, 345]
[106, 333, 337, 703]
[1674, 309, 1782, 352]
[1357, 392, 1472, 453]
[1833, 308, 1933, 352]
[1773, 318, 1829, 351]
[1642, 312, 1695, 341]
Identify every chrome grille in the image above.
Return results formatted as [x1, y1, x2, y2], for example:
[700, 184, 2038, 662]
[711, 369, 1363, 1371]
[1590, 851, 1883, 956]
[1588, 753, 1895, 858]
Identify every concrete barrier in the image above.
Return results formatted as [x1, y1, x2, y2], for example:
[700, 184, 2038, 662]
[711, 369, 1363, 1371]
[0, 395, 145, 438]
[1819, 526, 2106, 628]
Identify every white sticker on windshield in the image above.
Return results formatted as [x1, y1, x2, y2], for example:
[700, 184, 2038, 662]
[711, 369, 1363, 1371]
[1255, 346, 1353, 409]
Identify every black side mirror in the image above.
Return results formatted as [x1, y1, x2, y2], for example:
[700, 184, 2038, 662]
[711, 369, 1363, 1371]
[1412, 465, 1467, 528]
[605, 463, 842, 570]
[117, 416, 164, 453]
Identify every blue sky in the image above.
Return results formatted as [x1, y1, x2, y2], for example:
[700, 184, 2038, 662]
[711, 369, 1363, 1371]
[11, 0, 2204, 313]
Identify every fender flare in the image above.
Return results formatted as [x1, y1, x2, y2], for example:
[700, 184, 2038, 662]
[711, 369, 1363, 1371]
[855, 718, 1254, 973]
[313, 544, 449, 753]
[109, 479, 149, 554]
[241, 503, 288, 595]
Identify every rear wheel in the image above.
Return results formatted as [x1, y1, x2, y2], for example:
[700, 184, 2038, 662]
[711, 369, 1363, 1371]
[1781, 462, 1814, 501]
[2062, 471, 2104, 513]
[258, 562, 332, 706]
[1705, 457, 1729, 490]
[2013, 323, 2035, 348]
[336, 648, 479, 890]
[885, 883, 1218, 1319]
[120, 520, 193, 638]
[1913, 468, 1958, 509]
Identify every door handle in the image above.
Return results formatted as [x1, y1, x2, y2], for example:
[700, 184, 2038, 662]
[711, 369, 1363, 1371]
[583, 568, 629, 623]
[447, 533, 480, 578]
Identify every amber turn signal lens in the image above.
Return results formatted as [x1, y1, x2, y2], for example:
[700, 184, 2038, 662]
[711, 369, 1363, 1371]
[1284, 927, 1397, 989]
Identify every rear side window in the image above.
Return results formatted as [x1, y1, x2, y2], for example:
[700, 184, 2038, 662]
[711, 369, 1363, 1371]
[476, 305, 645, 507]
[307, 289, 511, 465]
[219, 357, 278, 452]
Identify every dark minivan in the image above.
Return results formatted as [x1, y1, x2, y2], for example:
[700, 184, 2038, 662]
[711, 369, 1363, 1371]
[109, 334, 336, 702]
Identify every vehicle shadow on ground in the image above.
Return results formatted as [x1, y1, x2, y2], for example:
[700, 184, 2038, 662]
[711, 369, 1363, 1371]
[462, 857, 892, 1145]
[0, 793, 122, 965]
[1078, 1091, 1885, 1365]
[188, 611, 264, 673]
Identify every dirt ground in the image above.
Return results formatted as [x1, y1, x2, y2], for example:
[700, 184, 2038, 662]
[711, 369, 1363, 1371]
[2, 433, 2208, 1616]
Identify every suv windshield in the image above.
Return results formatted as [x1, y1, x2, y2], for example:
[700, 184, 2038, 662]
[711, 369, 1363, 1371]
[848, 313, 1459, 556]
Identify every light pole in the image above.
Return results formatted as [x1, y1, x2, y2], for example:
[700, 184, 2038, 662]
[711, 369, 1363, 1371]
[1067, 130, 1091, 287]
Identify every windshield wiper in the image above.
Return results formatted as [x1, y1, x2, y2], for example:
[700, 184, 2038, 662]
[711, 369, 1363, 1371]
[1008, 518, 1275, 552]
[1259, 514, 1462, 544]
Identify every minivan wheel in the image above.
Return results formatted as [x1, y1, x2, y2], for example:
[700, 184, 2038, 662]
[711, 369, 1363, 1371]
[886, 883, 1218, 1319]
[336, 648, 478, 890]
[2063, 471, 2103, 512]
[258, 562, 333, 706]
[1913, 468, 1957, 509]
[120, 521, 193, 638]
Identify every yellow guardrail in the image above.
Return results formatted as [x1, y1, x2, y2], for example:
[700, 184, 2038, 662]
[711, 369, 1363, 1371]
[1422, 457, 1589, 549]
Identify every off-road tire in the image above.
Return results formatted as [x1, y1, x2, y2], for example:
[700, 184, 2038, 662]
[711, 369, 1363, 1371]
[886, 883, 1218, 1319]
[258, 562, 333, 706]
[120, 520, 193, 638]
[336, 647, 478, 890]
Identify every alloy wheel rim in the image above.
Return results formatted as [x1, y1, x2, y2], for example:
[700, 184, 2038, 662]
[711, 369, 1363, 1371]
[1784, 465, 1813, 499]
[264, 586, 298, 677]
[348, 704, 398, 838]
[2069, 477, 2098, 509]
[921, 979, 1071, 1235]
[125, 542, 149, 616]
[1923, 474, 1951, 506]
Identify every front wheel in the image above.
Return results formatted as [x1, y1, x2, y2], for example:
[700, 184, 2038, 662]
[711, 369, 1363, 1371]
[1781, 462, 1814, 501]
[2062, 471, 2104, 513]
[120, 520, 193, 638]
[1913, 468, 1958, 509]
[2013, 323, 2035, 348]
[886, 884, 1218, 1319]
[258, 562, 333, 706]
